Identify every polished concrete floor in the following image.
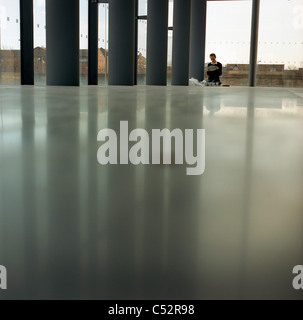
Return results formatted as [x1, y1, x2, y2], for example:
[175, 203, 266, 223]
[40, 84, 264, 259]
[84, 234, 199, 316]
[0, 85, 303, 300]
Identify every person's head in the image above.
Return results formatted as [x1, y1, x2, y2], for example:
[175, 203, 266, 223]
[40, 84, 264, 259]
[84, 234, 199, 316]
[210, 53, 217, 63]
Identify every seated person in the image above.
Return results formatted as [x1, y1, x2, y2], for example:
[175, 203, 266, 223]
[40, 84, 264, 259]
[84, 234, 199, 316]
[207, 53, 222, 85]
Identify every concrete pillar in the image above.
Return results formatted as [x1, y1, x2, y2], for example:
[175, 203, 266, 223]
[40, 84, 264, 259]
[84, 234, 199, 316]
[88, 0, 98, 85]
[249, 0, 260, 87]
[20, 0, 34, 85]
[46, 0, 79, 86]
[189, 0, 207, 81]
[146, 0, 169, 86]
[108, 0, 136, 85]
[171, 0, 191, 86]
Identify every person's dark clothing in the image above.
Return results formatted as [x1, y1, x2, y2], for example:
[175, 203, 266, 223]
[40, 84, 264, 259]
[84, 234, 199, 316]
[207, 62, 222, 82]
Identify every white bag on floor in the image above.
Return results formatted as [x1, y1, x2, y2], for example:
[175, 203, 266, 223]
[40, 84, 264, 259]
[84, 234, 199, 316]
[189, 77, 204, 86]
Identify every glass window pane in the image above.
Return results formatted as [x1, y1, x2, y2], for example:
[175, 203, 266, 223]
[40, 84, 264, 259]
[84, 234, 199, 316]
[0, 0, 20, 85]
[34, 0, 46, 85]
[138, 0, 147, 16]
[257, 0, 303, 87]
[137, 16, 147, 84]
[205, 0, 252, 86]
[167, 0, 173, 85]
[98, 3, 109, 85]
[80, 0, 88, 85]
[137, 0, 147, 84]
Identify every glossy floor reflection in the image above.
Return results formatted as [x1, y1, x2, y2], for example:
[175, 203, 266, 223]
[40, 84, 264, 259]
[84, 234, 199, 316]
[0, 85, 303, 300]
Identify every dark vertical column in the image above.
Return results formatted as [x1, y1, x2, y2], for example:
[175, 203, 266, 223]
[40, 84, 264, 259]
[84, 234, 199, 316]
[108, 0, 135, 85]
[171, 0, 191, 86]
[46, 0, 79, 86]
[189, 0, 207, 81]
[20, 0, 34, 85]
[146, 0, 168, 86]
[88, 0, 98, 85]
[134, 0, 138, 85]
[249, 0, 260, 87]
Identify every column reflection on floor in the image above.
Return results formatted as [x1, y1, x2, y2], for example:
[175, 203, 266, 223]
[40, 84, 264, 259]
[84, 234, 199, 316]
[46, 88, 81, 299]
[104, 87, 137, 299]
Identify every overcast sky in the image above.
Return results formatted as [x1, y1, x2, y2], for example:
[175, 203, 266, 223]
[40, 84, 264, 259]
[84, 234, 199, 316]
[0, 0, 302, 68]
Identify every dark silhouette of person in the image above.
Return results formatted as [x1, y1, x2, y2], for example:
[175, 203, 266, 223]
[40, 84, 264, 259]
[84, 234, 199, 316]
[207, 53, 222, 85]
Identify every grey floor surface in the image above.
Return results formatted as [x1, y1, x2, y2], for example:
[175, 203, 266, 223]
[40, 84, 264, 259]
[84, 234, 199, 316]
[0, 85, 302, 299]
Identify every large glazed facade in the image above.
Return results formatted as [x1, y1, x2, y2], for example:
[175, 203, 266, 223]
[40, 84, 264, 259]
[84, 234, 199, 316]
[0, 0, 302, 86]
